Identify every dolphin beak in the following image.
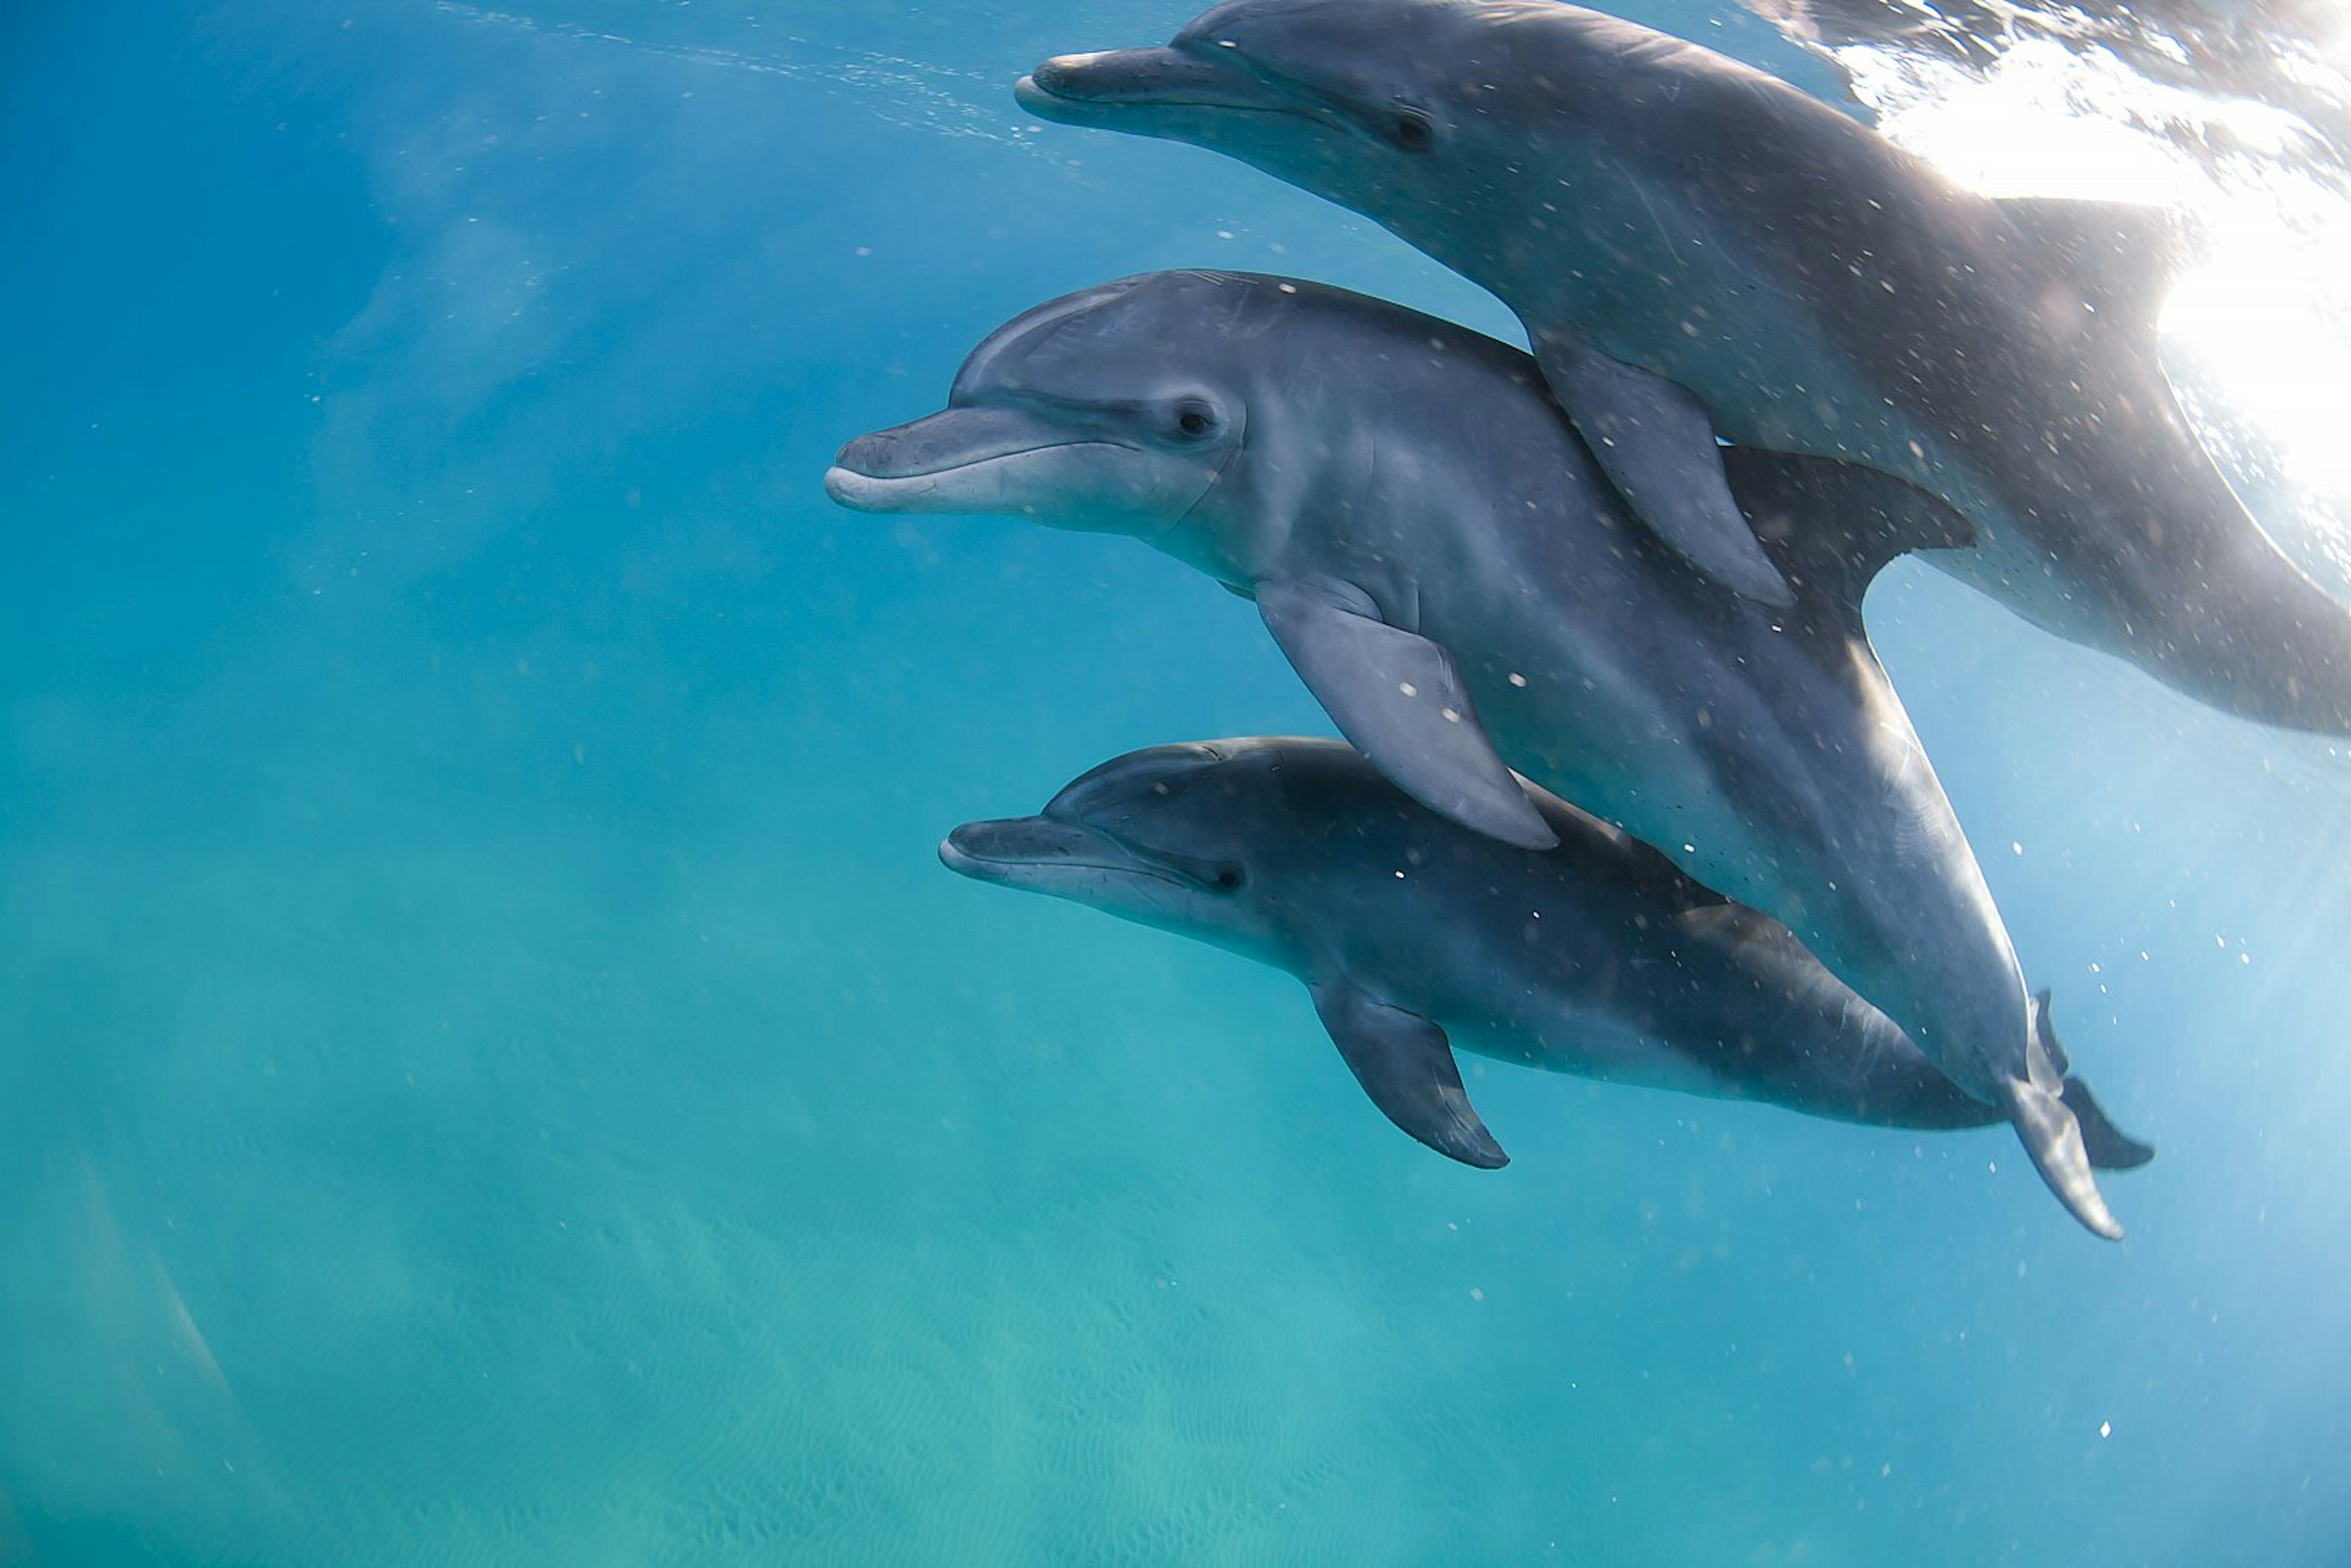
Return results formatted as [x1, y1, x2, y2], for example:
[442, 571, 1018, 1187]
[824, 407, 1103, 514]
[1015, 45, 1287, 126]
[941, 817, 1172, 893]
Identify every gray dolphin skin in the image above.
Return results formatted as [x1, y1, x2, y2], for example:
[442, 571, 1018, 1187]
[942, 737, 2154, 1185]
[1013, 0, 2351, 735]
[824, 269, 2127, 1237]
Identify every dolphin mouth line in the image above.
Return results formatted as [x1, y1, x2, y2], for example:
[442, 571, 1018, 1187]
[1016, 70, 1327, 127]
[939, 838, 1192, 890]
[830, 437, 1127, 484]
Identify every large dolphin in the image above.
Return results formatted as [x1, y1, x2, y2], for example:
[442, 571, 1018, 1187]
[944, 736, 2154, 1191]
[825, 269, 2128, 1237]
[1013, 0, 2351, 733]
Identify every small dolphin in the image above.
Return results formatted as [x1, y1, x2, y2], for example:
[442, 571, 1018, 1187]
[1016, 0, 2351, 733]
[827, 270, 2126, 1238]
[943, 737, 2154, 1191]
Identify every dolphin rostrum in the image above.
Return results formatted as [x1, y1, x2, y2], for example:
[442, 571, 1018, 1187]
[1015, 0, 2351, 734]
[827, 269, 2128, 1238]
[945, 735, 2153, 1194]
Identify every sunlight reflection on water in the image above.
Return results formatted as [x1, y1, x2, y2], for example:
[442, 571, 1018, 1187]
[1791, 4, 2351, 577]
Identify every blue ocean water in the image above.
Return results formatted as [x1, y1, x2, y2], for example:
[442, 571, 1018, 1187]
[4, 1, 2349, 1563]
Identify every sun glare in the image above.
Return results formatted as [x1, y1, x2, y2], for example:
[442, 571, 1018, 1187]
[1831, 28, 2351, 542]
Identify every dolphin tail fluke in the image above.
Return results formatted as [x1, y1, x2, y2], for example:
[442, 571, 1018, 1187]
[2026, 989, 2156, 1172]
[2005, 1076, 2124, 1240]
[2061, 1078, 2156, 1171]
[2008, 989, 2125, 1237]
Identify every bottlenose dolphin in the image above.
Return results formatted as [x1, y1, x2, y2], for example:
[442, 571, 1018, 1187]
[825, 269, 2127, 1238]
[944, 736, 2154, 1190]
[1014, 0, 2351, 733]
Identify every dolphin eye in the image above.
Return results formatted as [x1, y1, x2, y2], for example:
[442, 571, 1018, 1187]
[1386, 110, 1434, 152]
[1169, 400, 1223, 441]
[1212, 865, 1247, 893]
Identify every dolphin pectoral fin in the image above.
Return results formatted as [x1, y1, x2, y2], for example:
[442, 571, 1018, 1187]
[1309, 978, 1508, 1169]
[2006, 1078, 2124, 1240]
[1256, 576, 1557, 851]
[1534, 332, 1793, 607]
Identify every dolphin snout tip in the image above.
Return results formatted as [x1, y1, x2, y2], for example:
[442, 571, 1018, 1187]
[820, 463, 872, 509]
[1029, 53, 1109, 96]
[824, 431, 904, 510]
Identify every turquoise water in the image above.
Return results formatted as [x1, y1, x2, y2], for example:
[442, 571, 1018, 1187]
[5, 2, 2350, 1562]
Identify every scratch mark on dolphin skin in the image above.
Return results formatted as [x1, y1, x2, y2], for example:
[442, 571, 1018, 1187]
[1613, 153, 1684, 269]
[430, 2, 1043, 149]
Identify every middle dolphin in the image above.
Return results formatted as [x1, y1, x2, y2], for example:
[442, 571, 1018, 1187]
[825, 270, 2126, 1238]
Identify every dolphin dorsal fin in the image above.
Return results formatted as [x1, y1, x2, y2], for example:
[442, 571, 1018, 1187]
[1995, 196, 2197, 334]
[1717, 449, 1976, 628]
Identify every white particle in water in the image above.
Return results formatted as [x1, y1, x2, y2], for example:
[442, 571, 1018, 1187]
[1398, 681, 1419, 697]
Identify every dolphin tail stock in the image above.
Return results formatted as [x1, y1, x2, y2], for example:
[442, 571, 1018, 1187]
[1717, 447, 1977, 628]
[2142, 518, 2351, 737]
[2001, 197, 2351, 735]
